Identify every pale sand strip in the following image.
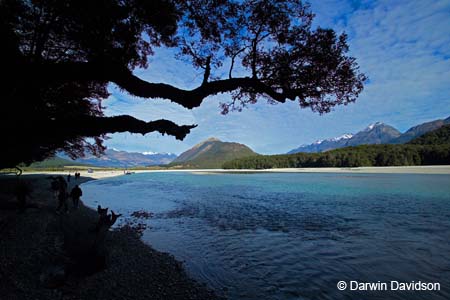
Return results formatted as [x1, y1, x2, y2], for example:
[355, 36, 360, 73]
[182, 165, 450, 175]
[22, 165, 450, 179]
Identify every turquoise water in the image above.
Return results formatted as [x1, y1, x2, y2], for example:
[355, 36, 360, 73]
[82, 172, 450, 300]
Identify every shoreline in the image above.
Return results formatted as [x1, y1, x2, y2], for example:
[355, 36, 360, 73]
[0, 174, 220, 300]
[21, 165, 450, 179]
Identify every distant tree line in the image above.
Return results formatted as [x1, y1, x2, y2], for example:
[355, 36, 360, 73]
[222, 144, 450, 169]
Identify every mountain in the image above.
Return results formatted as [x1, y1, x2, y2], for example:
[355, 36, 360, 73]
[345, 122, 401, 146]
[390, 116, 450, 144]
[288, 122, 401, 154]
[28, 156, 89, 168]
[409, 124, 450, 145]
[287, 134, 353, 153]
[64, 149, 177, 167]
[170, 137, 257, 168]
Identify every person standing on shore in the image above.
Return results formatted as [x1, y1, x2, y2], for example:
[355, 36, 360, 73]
[56, 177, 68, 214]
[70, 185, 82, 209]
[57, 176, 67, 191]
[50, 178, 59, 201]
[15, 180, 32, 213]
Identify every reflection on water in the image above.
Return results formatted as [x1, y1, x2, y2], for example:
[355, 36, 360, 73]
[82, 173, 450, 300]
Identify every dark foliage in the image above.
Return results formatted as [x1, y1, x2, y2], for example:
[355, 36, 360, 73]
[1, 0, 366, 168]
[223, 144, 450, 169]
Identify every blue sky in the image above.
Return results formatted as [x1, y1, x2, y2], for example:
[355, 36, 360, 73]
[103, 0, 450, 155]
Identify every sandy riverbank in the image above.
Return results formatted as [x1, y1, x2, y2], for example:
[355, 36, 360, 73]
[0, 174, 219, 300]
[230, 165, 450, 174]
[22, 165, 450, 179]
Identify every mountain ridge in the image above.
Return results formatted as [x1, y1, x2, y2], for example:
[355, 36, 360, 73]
[62, 149, 177, 167]
[288, 116, 450, 154]
[408, 124, 450, 145]
[390, 117, 450, 144]
[33, 116, 450, 168]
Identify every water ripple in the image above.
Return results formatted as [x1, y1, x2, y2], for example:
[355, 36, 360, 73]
[82, 172, 450, 300]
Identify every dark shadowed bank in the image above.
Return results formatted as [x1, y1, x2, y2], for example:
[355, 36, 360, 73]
[0, 174, 220, 300]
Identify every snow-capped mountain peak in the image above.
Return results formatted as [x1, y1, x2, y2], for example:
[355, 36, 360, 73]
[364, 122, 384, 131]
[312, 139, 325, 145]
[142, 151, 157, 155]
[312, 133, 353, 145]
[329, 133, 354, 141]
[142, 151, 176, 156]
[287, 121, 401, 154]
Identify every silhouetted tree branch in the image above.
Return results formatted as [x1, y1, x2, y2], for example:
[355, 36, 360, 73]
[62, 116, 196, 140]
[1, 116, 194, 168]
[19, 61, 297, 108]
[202, 56, 212, 85]
[0, 0, 367, 168]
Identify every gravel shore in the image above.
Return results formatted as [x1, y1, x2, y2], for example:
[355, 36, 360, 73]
[0, 174, 220, 300]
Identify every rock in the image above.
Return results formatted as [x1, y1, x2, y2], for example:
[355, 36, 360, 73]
[130, 210, 154, 219]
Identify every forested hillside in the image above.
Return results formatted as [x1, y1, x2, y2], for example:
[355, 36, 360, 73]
[223, 144, 450, 169]
[169, 138, 257, 169]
